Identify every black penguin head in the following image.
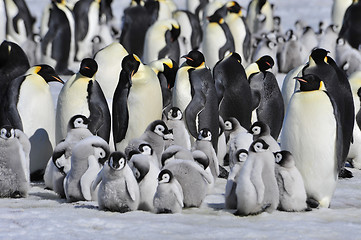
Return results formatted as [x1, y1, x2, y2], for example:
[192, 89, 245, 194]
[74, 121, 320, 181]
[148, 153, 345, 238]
[249, 121, 270, 138]
[295, 74, 323, 92]
[139, 143, 153, 156]
[68, 115, 89, 129]
[158, 169, 173, 183]
[256, 55, 274, 72]
[0, 40, 29, 72]
[235, 149, 248, 163]
[309, 48, 329, 65]
[274, 151, 295, 168]
[149, 120, 173, 140]
[162, 59, 178, 89]
[132, 159, 150, 183]
[169, 23, 181, 43]
[121, 54, 141, 79]
[108, 152, 127, 170]
[31, 65, 64, 84]
[249, 139, 269, 153]
[197, 128, 212, 141]
[207, 5, 227, 23]
[192, 150, 210, 170]
[79, 58, 98, 78]
[182, 50, 205, 68]
[167, 107, 183, 120]
[230, 52, 242, 64]
[0, 126, 15, 139]
[226, 1, 242, 14]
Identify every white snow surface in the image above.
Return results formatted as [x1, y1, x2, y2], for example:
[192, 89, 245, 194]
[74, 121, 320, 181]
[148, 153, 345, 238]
[4, 0, 361, 239]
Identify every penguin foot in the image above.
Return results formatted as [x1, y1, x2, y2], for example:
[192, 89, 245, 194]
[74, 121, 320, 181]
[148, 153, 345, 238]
[218, 165, 229, 179]
[11, 191, 25, 198]
[338, 168, 353, 178]
[156, 208, 173, 214]
[306, 198, 319, 209]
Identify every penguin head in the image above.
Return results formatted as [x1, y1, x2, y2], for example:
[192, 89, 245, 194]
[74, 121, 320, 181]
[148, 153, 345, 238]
[91, 142, 110, 165]
[162, 59, 178, 89]
[249, 121, 270, 138]
[169, 23, 181, 43]
[224, 118, 239, 131]
[28, 65, 64, 84]
[309, 48, 329, 66]
[207, 6, 227, 24]
[249, 139, 269, 153]
[231, 52, 243, 64]
[79, 58, 98, 78]
[274, 151, 295, 168]
[0, 126, 15, 139]
[139, 143, 153, 156]
[108, 152, 127, 170]
[295, 74, 324, 92]
[182, 50, 205, 68]
[132, 159, 150, 183]
[256, 55, 274, 72]
[167, 107, 183, 120]
[226, 1, 242, 15]
[197, 128, 212, 141]
[235, 149, 248, 163]
[149, 120, 173, 140]
[68, 115, 89, 129]
[192, 150, 210, 170]
[158, 169, 173, 183]
[121, 54, 141, 79]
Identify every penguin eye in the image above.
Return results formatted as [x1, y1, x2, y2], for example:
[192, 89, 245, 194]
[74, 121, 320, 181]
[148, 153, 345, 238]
[224, 121, 232, 130]
[275, 153, 282, 163]
[252, 126, 261, 135]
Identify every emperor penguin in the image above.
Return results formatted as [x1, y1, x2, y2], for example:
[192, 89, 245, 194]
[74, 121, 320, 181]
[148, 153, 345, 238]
[113, 54, 163, 152]
[92, 151, 140, 212]
[73, 0, 101, 60]
[165, 107, 191, 150]
[339, 0, 361, 49]
[245, 55, 274, 79]
[186, 0, 208, 21]
[246, 0, 274, 35]
[332, 0, 353, 30]
[201, 8, 235, 69]
[64, 135, 110, 202]
[251, 39, 278, 74]
[318, 25, 339, 59]
[143, 19, 181, 64]
[248, 61, 284, 140]
[153, 169, 184, 214]
[281, 64, 304, 114]
[235, 139, 279, 216]
[274, 151, 308, 212]
[0, 126, 30, 198]
[225, 149, 248, 209]
[144, 0, 174, 22]
[281, 74, 340, 208]
[40, 0, 76, 75]
[335, 37, 361, 76]
[56, 58, 111, 145]
[249, 121, 280, 152]
[213, 52, 252, 130]
[0, 65, 63, 180]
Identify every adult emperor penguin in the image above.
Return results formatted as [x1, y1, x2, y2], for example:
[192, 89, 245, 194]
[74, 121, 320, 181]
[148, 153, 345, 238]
[56, 58, 111, 145]
[73, 0, 101, 60]
[92, 151, 140, 212]
[235, 139, 279, 216]
[339, 0, 361, 49]
[143, 19, 181, 64]
[332, 0, 353, 30]
[281, 74, 340, 208]
[245, 55, 274, 79]
[113, 54, 163, 152]
[274, 151, 308, 212]
[144, 0, 174, 22]
[64, 136, 110, 202]
[201, 7, 235, 69]
[246, 0, 274, 35]
[153, 169, 184, 214]
[0, 65, 63, 180]
[40, 0, 75, 75]
[186, 0, 208, 21]
[213, 52, 252, 130]
[0, 126, 30, 198]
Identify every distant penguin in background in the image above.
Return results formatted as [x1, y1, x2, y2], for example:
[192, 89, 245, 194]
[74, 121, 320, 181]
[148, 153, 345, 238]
[0, 126, 30, 198]
[202, 7, 235, 69]
[335, 37, 361, 76]
[40, 0, 75, 75]
[73, 0, 101, 61]
[144, 0, 174, 22]
[0, 65, 64, 180]
[213, 52, 252, 130]
[56, 58, 111, 145]
[113, 54, 163, 152]
[251, 39, 278, 74]
[246, 0, 274, 35]
[143, 19, 180, 64]
[318, 25, 339, 59]
[186, 0, 208, 21]
[153, 169, 184, 214]
[339, 0, 361, 49]
[332, 0, 353, 30]
[165, 107, 191, 150]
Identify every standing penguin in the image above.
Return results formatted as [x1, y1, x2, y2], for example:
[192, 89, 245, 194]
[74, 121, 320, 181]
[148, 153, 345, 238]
[153, 169, 184, 214]
[274, 151, 308, 212]
[246, 0, 274, 35]
[245, 54, 274, 79]
[0, 65, 63, 180]
[92, 151, 140, 212]
[249, 121, 280, 152]
[0, 126, 30, 198]
[213, 52, 252, 130]
[339, 0, 361, 49]
[64, 136, 110, 202]
[201, 7, 235, 69]
[143, 19, 180, 64]
[56, 58, 111, 145]
[165, 107, 191, 150]
[281, 74, 340, 208]
[235, 139, 279, 216]
[113, 54, 163, 152]
[332, 0, 353, 30]
[40, 0, 75, 75]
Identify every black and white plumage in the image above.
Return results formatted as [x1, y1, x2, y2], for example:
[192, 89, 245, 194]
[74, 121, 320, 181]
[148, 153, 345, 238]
[165, 107, 191, 150]
[249, 121, 280, 152]
[339, 1, 361, 49]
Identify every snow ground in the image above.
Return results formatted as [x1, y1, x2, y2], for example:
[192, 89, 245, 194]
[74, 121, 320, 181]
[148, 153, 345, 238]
[4, 0, 361, 240]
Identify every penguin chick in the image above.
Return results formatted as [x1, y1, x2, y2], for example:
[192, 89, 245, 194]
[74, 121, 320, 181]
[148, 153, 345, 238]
[153, 169, 184, 214]
[165, 107, 191, 150]
[274, 151, 308, 212]
[249, 121, 280, 152]
[92, 152, 140, 212]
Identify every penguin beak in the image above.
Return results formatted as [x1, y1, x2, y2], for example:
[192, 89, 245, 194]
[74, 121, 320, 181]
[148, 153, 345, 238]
[294, 77, 307, 83]
[52, 75, 64, 84]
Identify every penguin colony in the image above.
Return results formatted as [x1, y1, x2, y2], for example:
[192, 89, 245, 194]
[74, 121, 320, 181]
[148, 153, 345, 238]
[0, 0, 361, 217]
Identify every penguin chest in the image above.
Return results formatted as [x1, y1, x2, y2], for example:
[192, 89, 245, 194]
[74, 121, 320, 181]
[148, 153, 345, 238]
[226, 16, 246, 54]
[172, 67, 192, 112]
[5, 0, 27, 43]
[203, 23, 226, 66]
